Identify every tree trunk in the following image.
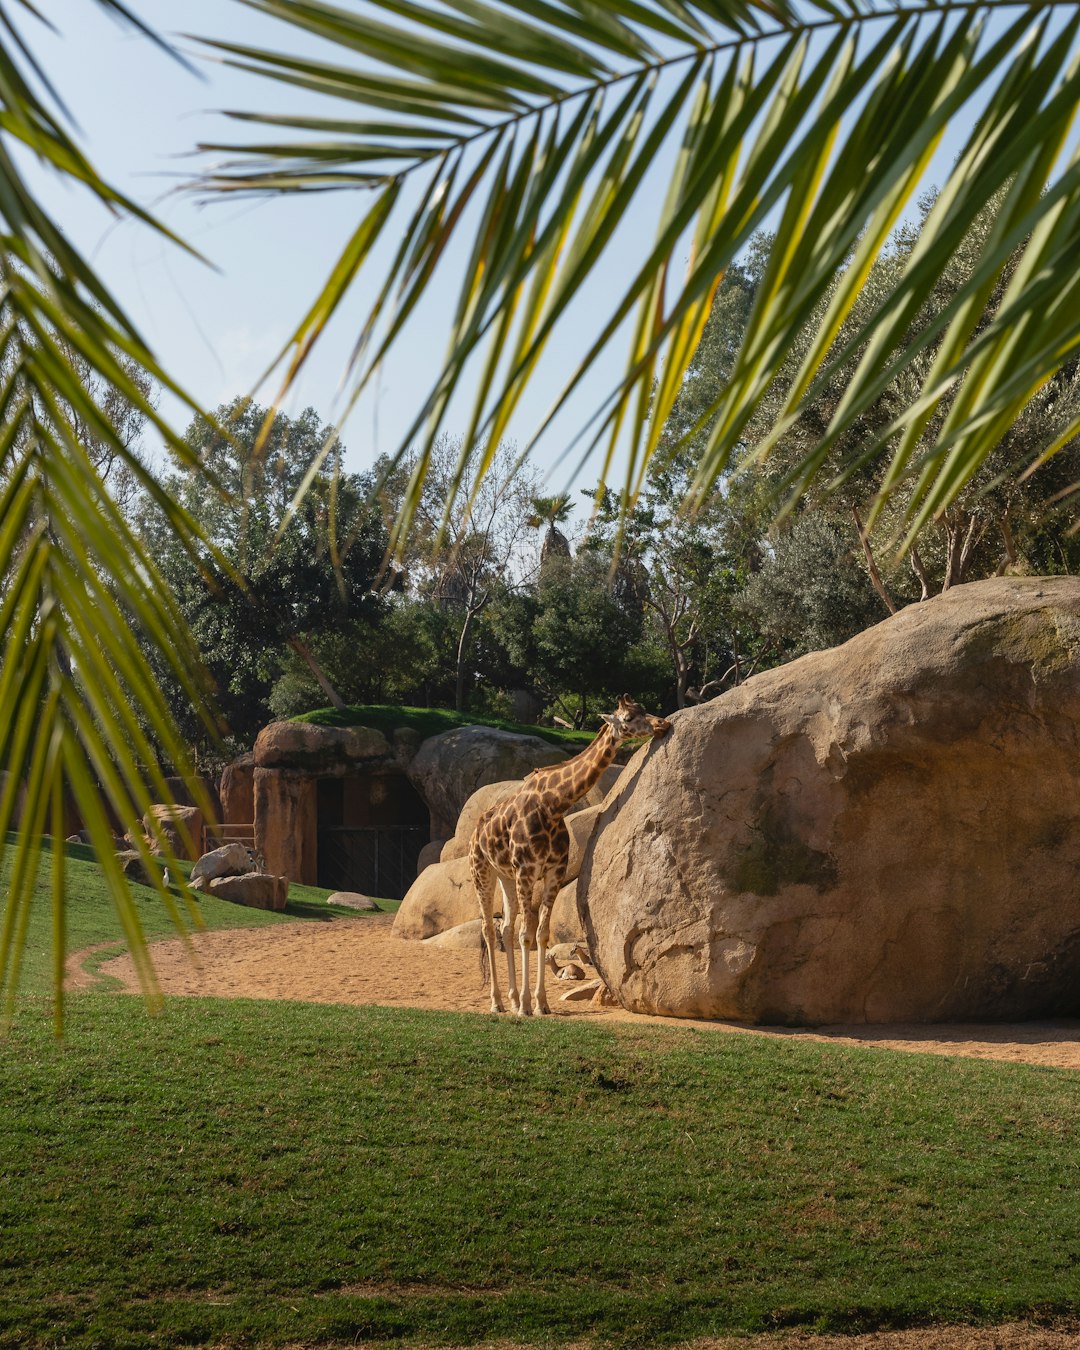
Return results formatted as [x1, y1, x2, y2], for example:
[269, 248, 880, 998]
[288, 637, 346, 711]
[454, 608, 477, 713]
[995, 512, 1018, 576]
[909, 544, 931, 601]
[851, 506, 896, 616]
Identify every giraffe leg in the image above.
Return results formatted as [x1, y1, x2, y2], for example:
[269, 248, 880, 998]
[498, 876, 520, 1014]
[472, 852, 504, 1014]
[533, 869, 563, 1016]
[518, 902, 539, 1017]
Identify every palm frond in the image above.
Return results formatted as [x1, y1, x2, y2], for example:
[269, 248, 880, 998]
[195, 0, 1080, 539]
[0, 7, 217, 1025]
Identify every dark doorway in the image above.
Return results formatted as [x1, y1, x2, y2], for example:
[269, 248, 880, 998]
[316, 772, 430, 900]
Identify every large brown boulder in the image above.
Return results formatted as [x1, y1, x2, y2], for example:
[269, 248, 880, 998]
[579, 577, 1080, 1026]
[253, 721, 391, 773]
[392, 855, 478, 940]
[406, 726, 568, 839]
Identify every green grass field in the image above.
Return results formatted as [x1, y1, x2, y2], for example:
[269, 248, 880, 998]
[1, 844, 1079, 1347]
[295, 702, 594, 747]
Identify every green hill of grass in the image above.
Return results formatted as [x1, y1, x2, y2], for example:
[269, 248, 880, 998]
[293, 702, 593, 748]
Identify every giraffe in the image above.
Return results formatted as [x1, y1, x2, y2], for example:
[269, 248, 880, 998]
[470, 694, 671, 1016]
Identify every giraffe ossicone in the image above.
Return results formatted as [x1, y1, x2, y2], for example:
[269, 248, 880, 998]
[470, 694, 671, 1016]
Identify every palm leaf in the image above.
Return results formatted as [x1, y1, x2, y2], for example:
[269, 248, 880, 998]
[0, 8, 221, 1025]
[194, 0, 1080, 540]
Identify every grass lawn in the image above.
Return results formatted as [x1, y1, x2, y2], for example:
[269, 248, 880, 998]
[295, 702, 594, 748]
[1, 846, 1079, 1347]
[1, 997, 1079, 1347]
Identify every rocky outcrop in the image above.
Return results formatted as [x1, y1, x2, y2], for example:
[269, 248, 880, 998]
[191, 842, 253, 885]
[392, 854, 477, 940]
[424, 918, 485, 949]
[143, 804, 203, 862]
[254, 721, 391, 773]
[579, 577, 1080, 1025]
[116, 851, 157, 887]
[208, 872, 288, 911]
[219, 754, 255, 824]
[415, 839, 447, 876]
[254, 769, 318, 885]
[579, 764, 624, 810]
[406, 726, 568, 839]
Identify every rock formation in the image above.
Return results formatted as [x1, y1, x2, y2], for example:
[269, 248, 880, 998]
[207, 872, 288, 911]
[406, 726, 569, 839]
[143, 804, 203, 862]
[579, 577, 1080, 1025]
[219, 753, 255, 824]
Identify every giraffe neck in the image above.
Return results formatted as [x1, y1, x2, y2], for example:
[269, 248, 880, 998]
[547, 725, 620, 815]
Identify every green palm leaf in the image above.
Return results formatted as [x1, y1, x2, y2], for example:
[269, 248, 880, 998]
[0, 6, 219, 1027]
[196, 0, 1080, 539]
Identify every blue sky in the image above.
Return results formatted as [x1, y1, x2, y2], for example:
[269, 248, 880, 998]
[33, 2, 1026, 508]
[38, 0, 648, 505]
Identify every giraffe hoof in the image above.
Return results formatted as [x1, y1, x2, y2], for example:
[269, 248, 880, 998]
[490, 1000, 505, 1014]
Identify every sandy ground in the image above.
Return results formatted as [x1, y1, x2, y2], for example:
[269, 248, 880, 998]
[68, 913, 1080, 1071]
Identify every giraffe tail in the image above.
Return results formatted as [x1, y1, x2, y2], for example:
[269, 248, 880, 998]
[478, 912, 505, 985]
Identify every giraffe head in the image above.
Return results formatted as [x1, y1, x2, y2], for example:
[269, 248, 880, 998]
[601, 693, 671, 742]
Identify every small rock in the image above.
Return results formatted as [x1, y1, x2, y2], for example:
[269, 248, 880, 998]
[560, 979, 605, 1003]
[115, 851, 156, 887]
[208, 872, 288, 911]
[328, 891, 379, 911]
[425, 919, 485, 949]
[191, 842, 254, 884]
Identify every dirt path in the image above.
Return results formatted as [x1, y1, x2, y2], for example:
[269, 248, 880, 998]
[74, 914, 1080, 1071]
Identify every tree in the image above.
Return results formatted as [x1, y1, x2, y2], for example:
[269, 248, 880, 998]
[739, 516, 887, 658]
[494, 552, 646, 727]
[135, 398, 388, 755]
[676, 196, 1080, 629]
[527, 494, 574, 568]
[581, 448, 772, 708]
[376, 436, 539, 711]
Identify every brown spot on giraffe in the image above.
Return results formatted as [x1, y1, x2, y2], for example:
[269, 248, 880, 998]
[470, 694, 671, 1015]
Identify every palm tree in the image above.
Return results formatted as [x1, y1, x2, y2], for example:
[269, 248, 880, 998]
[5, 0, 1080, 1011]
[527, 494, 573, 567]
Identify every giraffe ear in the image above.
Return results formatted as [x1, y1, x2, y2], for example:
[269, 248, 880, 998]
[600, 713, 621, 731]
